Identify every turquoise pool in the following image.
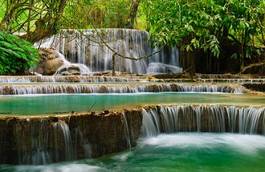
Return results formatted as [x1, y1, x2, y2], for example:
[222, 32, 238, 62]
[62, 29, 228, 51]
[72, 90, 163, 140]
[0, 93, 264, 115]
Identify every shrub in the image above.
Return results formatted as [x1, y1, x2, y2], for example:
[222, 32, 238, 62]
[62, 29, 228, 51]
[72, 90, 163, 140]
[0, 32, 39, 75]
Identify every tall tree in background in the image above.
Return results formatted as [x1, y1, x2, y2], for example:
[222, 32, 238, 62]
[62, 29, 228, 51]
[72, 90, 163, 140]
[126, 0, 141, 28]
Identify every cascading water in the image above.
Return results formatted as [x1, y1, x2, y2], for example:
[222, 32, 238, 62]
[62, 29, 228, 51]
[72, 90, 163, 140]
[141, 105, 265, 137]
[52, 120, 74, 161]
[0, 83, 245, 95]
[13, 120, 74, 164]
[36, 29, 182, 74]
[122, 113, 132, 150]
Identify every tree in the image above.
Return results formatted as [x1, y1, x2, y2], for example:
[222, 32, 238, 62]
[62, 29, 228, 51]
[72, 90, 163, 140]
[0, 0, 68, 42]
[126, 0, 141, 28]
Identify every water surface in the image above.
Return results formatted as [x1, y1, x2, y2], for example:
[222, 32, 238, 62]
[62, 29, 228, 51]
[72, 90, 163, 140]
[0, 93, 264, 115]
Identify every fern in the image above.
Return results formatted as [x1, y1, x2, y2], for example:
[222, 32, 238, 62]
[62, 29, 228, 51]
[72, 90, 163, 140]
[0, 32, 39, 75]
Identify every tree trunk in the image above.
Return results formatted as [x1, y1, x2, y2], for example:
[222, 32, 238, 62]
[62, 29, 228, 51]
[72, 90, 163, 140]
[112, 53, 116, 76]
[126, 0, 141, 29]
[21, 0, 67, 42]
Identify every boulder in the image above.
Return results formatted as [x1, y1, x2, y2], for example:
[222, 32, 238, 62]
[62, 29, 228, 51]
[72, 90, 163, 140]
[34, 48, 64, 75]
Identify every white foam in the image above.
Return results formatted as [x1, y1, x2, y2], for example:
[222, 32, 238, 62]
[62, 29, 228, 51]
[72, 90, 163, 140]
[15, 164, 105, 172]
[140, 133, 265, 154]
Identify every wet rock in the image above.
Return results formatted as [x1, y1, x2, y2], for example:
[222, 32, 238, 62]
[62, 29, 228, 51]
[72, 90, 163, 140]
[98, 85, 108, 93]
[1, 86, 14, 95]
[34, 48, 64, 75]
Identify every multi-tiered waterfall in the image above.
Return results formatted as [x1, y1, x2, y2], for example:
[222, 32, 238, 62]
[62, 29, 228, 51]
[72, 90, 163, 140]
[0, 105, 264, 164]
[36, 29, 182, 74]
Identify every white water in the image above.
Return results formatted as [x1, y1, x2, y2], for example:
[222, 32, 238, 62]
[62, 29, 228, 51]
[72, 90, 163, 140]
[36, 29, 181, 74]
[14, 164, 105, 172]
[53, 121, 74, 161]
[140, 133, 265, 155]
[53, 51, 91, 76]
[122, 113, 131, 150]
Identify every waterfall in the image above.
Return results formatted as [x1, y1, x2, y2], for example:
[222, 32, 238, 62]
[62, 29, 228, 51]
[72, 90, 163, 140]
[36, 29, 182, 74]
[14, 120, 74, 164]
[53, 50, 91, 75]
[141, 105, 265, 137]
[15, 121, 52, 165]
[53, 120, 74, 161]
[0, 83, 244, 95]
[122, 113, 132, 150]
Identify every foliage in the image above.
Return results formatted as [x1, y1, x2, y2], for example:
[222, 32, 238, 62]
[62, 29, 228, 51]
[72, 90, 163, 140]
[0, 0, 67, 42]
[60, 0, 93, 29]
[144, 0, 265, 64]
[0, 0, 144, 39]
[0, 32, 39, 74]
[62, 0, 132, 28]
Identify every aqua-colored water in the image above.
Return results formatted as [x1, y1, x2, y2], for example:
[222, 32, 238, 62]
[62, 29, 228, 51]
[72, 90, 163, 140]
[0, 93, 264, 115]
[1, 133, 265, 172]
